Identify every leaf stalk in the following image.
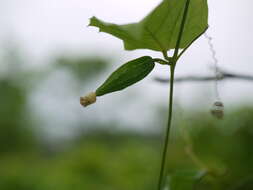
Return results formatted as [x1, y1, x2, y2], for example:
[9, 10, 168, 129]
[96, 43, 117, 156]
[153, 58, 170, 65]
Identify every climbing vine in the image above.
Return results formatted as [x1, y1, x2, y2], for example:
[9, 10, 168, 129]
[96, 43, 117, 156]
[81, 0, 209, 189]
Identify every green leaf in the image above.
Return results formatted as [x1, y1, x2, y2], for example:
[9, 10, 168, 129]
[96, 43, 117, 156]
[96, 56, 155, 96]
[89, 0, 208, 52]
[168, 170, 206, 190]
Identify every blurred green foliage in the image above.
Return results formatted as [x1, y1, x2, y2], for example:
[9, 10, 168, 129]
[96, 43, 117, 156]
[0, 46, 110, 155]
[56, 56, 110, 82]
[1, 108, 253, 190]
[0, 47, 253, 190]
[0, 79, 37, 154]
[166, 108, 253, 190]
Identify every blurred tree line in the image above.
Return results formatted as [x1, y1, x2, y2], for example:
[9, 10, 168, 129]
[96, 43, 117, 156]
[0, 45, 253, 190]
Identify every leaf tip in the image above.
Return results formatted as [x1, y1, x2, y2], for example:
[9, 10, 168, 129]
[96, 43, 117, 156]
[88, 16, 98, 27]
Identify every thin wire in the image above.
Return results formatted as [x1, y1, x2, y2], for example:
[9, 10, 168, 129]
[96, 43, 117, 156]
[204, 32, 220, 100]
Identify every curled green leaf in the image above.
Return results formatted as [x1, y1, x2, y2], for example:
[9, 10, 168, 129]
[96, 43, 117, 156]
[96, 56, 155, 96]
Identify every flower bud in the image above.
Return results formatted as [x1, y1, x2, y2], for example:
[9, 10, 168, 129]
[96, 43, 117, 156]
[80, 92, 97, 107]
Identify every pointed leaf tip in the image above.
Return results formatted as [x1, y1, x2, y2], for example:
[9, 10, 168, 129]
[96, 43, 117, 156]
[88, 16, 96, 27]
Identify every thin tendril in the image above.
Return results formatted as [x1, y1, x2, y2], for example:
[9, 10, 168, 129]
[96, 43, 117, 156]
[204, 32, 220, 100]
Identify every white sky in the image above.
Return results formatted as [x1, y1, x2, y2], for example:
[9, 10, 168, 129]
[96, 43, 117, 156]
[1, 0, 253, 137]
[1, 0, 252, 61]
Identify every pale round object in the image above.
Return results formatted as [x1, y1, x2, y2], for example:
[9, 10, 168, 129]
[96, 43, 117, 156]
[80, 92, 97, 107]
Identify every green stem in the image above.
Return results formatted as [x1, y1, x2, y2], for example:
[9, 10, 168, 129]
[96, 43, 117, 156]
[157, 65, 175, 190]
[157, 0, 191, 190]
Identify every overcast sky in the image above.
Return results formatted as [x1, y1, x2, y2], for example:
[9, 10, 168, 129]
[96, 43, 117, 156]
[1, 0, 252, 98]
[1, 0, 253, 136]
[1, 0, 252, 61]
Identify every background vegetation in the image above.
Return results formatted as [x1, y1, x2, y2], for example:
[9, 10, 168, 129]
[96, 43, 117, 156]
[0, 45, 253, 190]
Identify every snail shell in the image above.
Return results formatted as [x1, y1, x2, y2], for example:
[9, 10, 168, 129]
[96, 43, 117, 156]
[210, 101, 224, 119]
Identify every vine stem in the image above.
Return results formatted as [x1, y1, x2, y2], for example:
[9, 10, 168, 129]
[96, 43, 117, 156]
[157, 0, 191, 189]
[157, 65, 175, 190]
